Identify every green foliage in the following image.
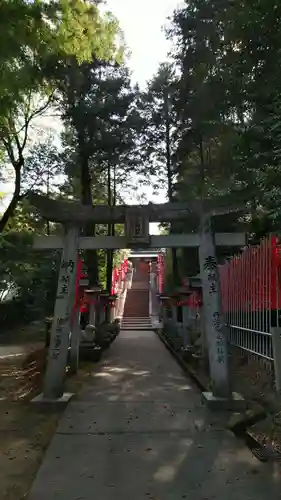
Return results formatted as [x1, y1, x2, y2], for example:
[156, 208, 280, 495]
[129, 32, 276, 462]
[0, 1, 136, 330]
[0, 0, 122, 233]
[0, 0, 120, 118]
[141, 63, 178, 198]
[0, 231, 60, 328]
[6, 199, 46, 234]
[8, 0, 281, 321]
[59, 57, 145, 286]
[60, 60, 145, 194]
[140, 0, 281, 285]
[167, 0, 281, 216]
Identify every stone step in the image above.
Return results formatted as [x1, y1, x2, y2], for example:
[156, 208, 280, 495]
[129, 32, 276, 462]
[123, 272, 149, 319]
[122, 316, 150, 323]
[121, 317, 152, 330]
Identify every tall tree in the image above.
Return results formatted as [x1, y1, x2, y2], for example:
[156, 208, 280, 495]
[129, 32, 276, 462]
[160, 0, 281, 281]
[168, 0, 281, 219]
[59, 60, 143, 287]
[144, 63, 180, 284]
[0, 0, 120, 232]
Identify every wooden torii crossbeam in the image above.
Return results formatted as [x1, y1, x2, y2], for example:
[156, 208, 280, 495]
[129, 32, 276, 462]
[27, 190, 249, 224]
[33, 233, 246, 250]
[28, 192, 248, 406]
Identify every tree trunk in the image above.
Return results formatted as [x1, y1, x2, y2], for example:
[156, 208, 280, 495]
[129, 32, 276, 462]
[0, 163, 22, 233]
[113, 164, 117, 206]
[78, 132, 99, 287]
[164, 89, 173, 202]
[46, 167, 50, 236]
[164, 89, 179, 286]
[106, 162, 113, 296]
[199, 134, 205, 203]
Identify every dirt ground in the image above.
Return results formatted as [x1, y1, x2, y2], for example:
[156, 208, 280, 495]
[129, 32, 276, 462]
[188, 348, 281, 452]
[231, 353, 281, 452]
[0, 321, 96, 500]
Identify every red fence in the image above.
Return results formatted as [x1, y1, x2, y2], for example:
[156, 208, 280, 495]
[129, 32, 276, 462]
[219, 235, 281, 313]
[157, 235, 281, 315]
[184, 236, 281, 313]
[111, 259, 128, 295]
[156, 253, 165, 294]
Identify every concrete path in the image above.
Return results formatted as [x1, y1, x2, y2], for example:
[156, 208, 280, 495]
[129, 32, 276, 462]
[28, 330, 280, 500]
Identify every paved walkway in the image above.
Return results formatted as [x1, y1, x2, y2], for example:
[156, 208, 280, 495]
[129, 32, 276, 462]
[28, 330, 280, 499]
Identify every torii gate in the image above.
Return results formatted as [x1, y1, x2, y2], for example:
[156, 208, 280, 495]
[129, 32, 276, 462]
[29, 191, 247, 408]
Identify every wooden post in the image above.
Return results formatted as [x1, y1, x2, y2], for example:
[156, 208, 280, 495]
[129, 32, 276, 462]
[86, 289, 101, 325]
[181, 302, 191, 349]
[69, 307, 80, 374]
[99, 293, 109, 323]
[108, 295, 117, 321]
[100, 306, 106, 324]
[42, 225, 79, 400]
[69, 279, 89, 373]
[149, 271, 158, 318]
[271, 327, 281, 393]
[199, 305, 209, 365]
[171, 304, 177, 325]
[109, 297, 115, 321]
[159, 296, 169, 324]
[89, 302, 96, 326]
[126, 267, 133, 289]
[198, 214, 232, 399]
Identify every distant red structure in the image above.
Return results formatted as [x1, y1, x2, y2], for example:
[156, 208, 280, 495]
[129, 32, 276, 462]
[73, 256, 129, 315]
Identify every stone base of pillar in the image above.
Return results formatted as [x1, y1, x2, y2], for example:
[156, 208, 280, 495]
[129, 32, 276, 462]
[151, 317, 162, 330]
[202, 391, 245, 411]
[31, 392, 73, 409]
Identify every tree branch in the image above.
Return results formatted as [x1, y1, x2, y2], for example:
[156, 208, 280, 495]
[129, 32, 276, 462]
[21, 92, 55, 152]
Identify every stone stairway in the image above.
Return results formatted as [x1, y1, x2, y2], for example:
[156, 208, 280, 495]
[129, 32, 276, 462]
[121, 259, 152, 330]
[121, 317, 152, 330]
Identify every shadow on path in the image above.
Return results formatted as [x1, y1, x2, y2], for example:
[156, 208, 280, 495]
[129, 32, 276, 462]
[28, 330, 281, 500]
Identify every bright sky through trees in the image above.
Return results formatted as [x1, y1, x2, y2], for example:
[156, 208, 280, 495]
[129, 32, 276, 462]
[104, 0, 181, 222]
[104, 0, 181, 89]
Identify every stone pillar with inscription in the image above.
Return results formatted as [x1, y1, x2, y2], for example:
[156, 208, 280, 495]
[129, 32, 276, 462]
[41, 225, 79, 401]
[199, 214, 244, 409]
